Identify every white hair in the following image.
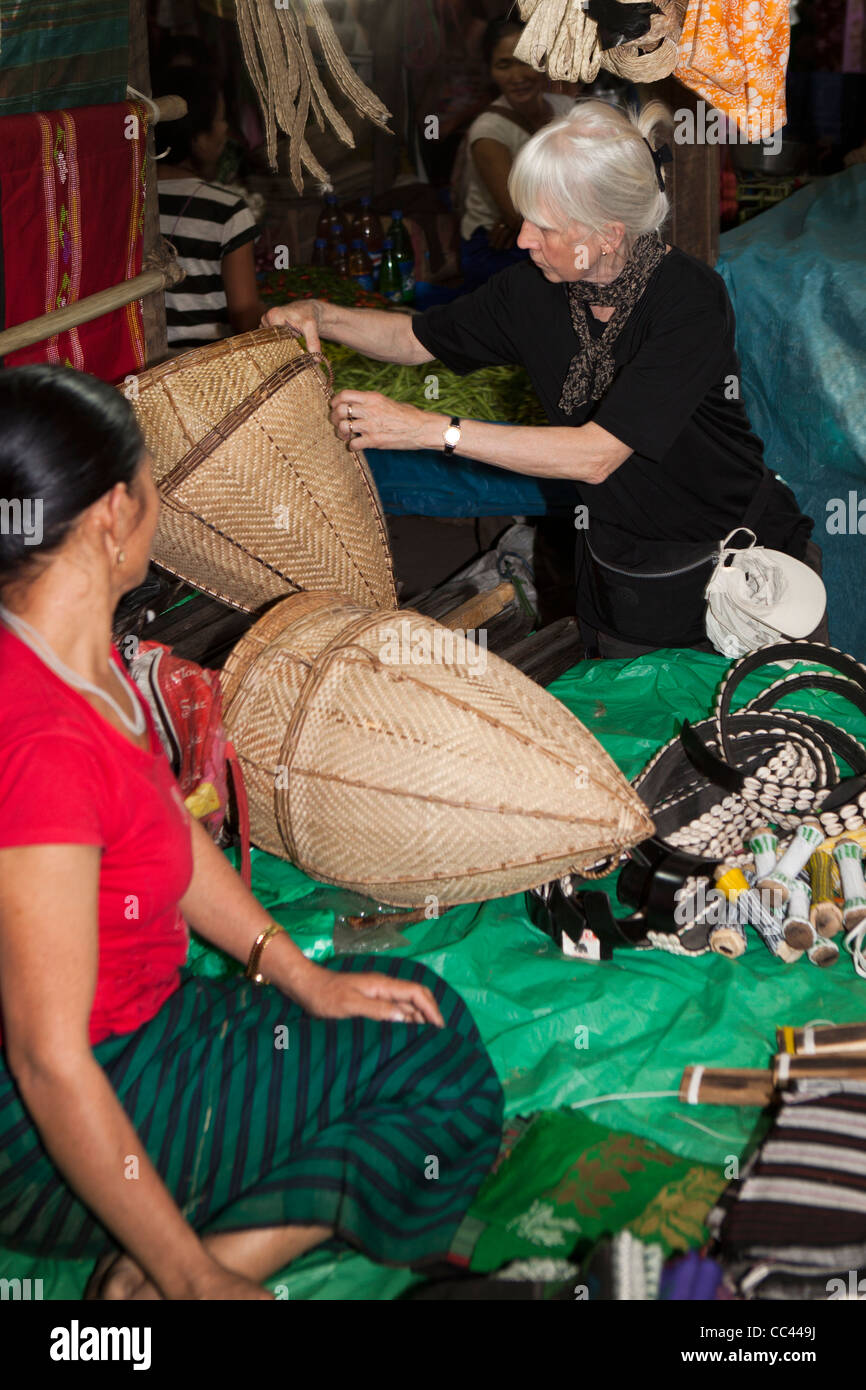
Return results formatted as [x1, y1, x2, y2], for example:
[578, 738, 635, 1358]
[508, 98, 673, 246]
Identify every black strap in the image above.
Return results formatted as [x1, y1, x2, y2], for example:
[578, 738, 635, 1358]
[716, 641, 866, 766]
[740, 468, 778, 532]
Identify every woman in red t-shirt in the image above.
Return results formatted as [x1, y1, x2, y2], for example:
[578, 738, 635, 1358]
[0, 366, 502, 1300]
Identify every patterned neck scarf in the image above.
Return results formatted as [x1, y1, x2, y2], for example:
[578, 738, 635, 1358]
[558, 233, 666, 415]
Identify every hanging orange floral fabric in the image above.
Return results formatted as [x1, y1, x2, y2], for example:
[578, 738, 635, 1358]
[675, 0, 790, 140]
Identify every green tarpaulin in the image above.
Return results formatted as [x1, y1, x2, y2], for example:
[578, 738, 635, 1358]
[4, 649, 865, 1299]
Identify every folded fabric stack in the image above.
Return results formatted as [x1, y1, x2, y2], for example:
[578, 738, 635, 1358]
[709, 1081, 866, 1299]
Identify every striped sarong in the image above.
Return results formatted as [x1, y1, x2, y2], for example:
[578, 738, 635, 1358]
[0, 1, 129, 117]
[0, 954, 503, 1267]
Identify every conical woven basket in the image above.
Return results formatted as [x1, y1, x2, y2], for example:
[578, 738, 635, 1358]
[221, 591, 654, 906]
[128, 328, 396, 613]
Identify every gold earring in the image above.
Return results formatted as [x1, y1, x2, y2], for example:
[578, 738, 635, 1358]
[116, 548, 126, 565]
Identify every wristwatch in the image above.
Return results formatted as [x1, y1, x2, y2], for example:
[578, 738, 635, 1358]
[443, 416, 462, 455]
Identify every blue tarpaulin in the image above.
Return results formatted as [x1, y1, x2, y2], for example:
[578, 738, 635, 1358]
[717, 165, 866, 658]
[366, 440, 575, 518]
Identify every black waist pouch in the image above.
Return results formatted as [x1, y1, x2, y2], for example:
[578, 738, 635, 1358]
[581, 472, 777, 648]
[583, 529, 717, 647]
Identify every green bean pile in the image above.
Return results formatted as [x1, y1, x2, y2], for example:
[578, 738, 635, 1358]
[324, 342, 547, 427]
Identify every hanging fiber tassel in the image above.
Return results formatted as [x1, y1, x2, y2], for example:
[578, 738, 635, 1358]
[514, 0, 602, 83]
[807, 848, 844, 937]
[236, 0, 390, 187]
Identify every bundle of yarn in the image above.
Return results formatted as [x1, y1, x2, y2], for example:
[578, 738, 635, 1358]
[514, 0, 687, 84]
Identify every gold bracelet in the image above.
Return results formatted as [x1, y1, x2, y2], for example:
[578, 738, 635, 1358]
[245, 922, 283, 984]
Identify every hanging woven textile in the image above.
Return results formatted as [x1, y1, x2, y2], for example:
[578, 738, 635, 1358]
[674, 0, 790, 140]
[234, 0, 391, 188]
[0, 0, 129, 117]
[513, 0, 687, 84]
[0, 101, 148, 381]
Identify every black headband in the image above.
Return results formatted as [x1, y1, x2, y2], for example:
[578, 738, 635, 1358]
[644, 138, 673, 192]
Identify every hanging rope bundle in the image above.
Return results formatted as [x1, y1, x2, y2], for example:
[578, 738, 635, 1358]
[235, 0, 390, 189]
[514, 0, 602, 84]
[514, 0, 686, 85]
[600, 0, 687, 81]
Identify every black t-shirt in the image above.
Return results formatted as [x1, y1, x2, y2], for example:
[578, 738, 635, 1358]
[412, 250, 812, 558]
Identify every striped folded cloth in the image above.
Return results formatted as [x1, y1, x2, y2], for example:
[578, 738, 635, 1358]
[709, 1080, 866, 1299]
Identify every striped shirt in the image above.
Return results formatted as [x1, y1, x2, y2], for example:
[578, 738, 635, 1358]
[158, 178, 259, 349]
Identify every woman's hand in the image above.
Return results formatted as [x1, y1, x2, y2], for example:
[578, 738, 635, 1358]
[489, 220, 517, 251]
[330, 389, 440, 452]
[288, 957, 445, 1027]
[88, 1251, 274, 1301]
[261, 299, 323, 353]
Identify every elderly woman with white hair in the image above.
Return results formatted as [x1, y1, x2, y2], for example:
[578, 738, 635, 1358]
[264, 99, 820, 657]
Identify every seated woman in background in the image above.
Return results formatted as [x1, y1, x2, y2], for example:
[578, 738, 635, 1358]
[155, 68, 263, 352]
[0, 366, 503, 1301]
[458, 19, 576, 293]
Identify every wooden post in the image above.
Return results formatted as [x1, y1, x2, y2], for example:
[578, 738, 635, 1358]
[128, 0, 168, 366]
[371, 0, 404, 197]
[653, 77, 720, 266]
[0, 267, 176, 357]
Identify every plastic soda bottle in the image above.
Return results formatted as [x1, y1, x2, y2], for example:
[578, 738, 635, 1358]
[311, 238, 329, 267]
[378, 238, 403, 303]
[388, 209, 415, 302]
[315, 193, 339, 242]
[351, 195, 383, 274]
[348, 239, 375, 291]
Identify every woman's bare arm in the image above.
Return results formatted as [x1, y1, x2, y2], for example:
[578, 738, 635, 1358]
[262, 297, 433, 364]
[471, 137, 522, 232]
[329, 388, 633, 484]
[222, 241, 264, 334]
[178, 818, 444, 1026]
[0, 844, 247, 1299]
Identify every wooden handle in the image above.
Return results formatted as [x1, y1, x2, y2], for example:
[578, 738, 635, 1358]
[439, 581, 515, 631]
[774, 1053, 866, 1084]
[776, 1023, 866, 1057]
[679, 1066, 774, 1107]
[0, 268, 169, 357]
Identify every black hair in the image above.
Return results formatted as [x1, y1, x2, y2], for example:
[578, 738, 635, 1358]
[153, 67, 223, 166]
[482, 18, 525, 68]
[0, 366, 144, 587]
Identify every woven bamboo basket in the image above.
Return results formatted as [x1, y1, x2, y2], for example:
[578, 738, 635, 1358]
[127, 328, 396, 613]
[221, 591, 654, 906]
